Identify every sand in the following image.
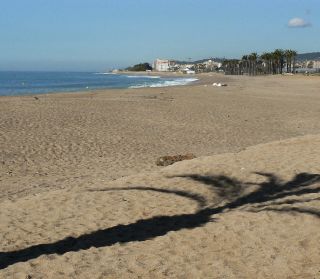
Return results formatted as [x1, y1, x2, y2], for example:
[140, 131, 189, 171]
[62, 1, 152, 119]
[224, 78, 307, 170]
[0, 73, 320, 278]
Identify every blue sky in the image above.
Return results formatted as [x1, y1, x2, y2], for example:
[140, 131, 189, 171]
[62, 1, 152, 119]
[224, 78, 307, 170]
[1, 0, 319, 71]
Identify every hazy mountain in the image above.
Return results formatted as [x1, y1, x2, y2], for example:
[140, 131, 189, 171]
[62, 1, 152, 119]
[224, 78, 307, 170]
[173, 58, 224, 64]
[173, 52, 320, 64]
[296, 52, 320, 61]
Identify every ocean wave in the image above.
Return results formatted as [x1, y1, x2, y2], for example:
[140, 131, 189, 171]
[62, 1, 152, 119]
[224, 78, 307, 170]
[93, 72, 115, 75]
[126, 75, 161, 79]
[129, 78, 198, 89]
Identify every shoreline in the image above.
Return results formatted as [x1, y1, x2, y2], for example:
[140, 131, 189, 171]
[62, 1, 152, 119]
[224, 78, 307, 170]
[0, 71, 203, 98]
[1, 71, 319, 99]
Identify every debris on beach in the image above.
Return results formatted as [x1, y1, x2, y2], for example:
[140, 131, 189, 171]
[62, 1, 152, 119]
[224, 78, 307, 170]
[156, 153, 196, 166]
[213, 82, 227, 87]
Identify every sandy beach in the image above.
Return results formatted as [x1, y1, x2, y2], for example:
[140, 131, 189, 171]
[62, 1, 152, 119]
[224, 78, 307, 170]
[1, 73, 320, 278]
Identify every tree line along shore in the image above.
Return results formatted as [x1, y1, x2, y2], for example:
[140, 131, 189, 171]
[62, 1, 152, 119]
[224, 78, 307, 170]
[223, 49, 298, 75]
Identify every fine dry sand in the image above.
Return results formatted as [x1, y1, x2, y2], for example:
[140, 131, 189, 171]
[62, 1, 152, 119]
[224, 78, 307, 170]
[0, 73, 320, 278]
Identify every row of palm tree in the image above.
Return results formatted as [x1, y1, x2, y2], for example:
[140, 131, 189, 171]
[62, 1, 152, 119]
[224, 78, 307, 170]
[223, 49, 297, 76]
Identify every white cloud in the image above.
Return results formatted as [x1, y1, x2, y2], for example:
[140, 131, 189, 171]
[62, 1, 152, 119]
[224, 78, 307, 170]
[288, 17, 311, 28]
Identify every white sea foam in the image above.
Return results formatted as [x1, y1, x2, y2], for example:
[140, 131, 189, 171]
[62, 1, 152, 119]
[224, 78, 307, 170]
[127, 75, 161, 79]
[93, 72, 115, 75]
[129, 84, 149, 88]
[129, 78, 198, 89]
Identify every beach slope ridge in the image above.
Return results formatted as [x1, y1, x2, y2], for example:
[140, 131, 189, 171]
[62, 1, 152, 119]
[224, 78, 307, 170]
[1, 134, 319, 278]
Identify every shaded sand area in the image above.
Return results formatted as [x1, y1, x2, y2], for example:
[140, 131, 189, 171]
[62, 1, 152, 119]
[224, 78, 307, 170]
[0, 74, 320, 278]
[1, 135, 320, 278]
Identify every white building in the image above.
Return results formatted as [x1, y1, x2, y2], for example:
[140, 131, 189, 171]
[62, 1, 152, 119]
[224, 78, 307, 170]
[313, 61, 320, 69]
[204, 60, 222, 69]
[153, 59, 172, 71]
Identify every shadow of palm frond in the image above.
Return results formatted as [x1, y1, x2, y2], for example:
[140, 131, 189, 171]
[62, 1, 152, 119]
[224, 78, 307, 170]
[174, 172, 320, 212]
[0, 172, 319, 270]
[175, 174, 244, 203]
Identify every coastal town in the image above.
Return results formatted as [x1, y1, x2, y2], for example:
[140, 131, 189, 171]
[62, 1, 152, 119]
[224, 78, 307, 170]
[121, 51, 320, 75]
[152, 58, 222, 74]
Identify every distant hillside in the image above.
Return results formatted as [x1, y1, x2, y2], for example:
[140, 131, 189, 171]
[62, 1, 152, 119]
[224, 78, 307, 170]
[297, 52, 320, 61]
[172, 52, 320, 64]
[174, 57, 224, 64]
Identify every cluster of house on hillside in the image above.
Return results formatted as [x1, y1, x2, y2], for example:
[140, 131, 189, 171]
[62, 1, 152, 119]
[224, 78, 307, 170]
[119, 55, 320, 75]
[152, 58, 222, 73]
[296, 60, 320, 69]
[294, 60, 320, 73]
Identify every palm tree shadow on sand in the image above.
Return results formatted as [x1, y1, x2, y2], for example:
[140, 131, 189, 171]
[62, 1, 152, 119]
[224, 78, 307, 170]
[1, 172, 320, 269]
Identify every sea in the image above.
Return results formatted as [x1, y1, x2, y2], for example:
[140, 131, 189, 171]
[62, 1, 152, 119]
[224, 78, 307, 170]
[0, 71, 198, 96]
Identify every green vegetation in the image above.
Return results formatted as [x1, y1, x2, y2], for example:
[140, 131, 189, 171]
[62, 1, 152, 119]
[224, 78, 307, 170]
[126, 63, 152, 71]
[223, 49, 298, 75]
